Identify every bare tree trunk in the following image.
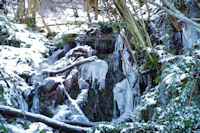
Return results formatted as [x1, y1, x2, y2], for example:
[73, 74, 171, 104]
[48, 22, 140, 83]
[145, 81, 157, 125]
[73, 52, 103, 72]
[19, 0, 24, 23]
[36, 0, 52, 33]
[33, 0, 37, 19]
[27, 0, 32, 16]
[84, 0, 91, 22]
[94, 0, 98, 20]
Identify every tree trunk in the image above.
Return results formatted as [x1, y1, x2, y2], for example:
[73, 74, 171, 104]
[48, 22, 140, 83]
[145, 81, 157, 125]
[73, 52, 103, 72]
[19, 0, 24, 23]
[33, 0, 37, 19]
[84, 0, 91, 22]
[36, 0, 52, 33]
[94, 0, 98, 20]
[28, 0, 32, 16]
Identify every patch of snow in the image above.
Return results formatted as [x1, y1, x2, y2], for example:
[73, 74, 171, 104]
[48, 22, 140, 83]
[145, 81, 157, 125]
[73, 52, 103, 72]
[6, 122, 52, 133]
[52, 105, 70, 121]
[164, 73, 174, 84]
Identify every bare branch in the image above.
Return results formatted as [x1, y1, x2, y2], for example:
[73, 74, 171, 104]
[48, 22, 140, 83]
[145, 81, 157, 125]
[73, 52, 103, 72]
[45, 56, 97, 76]
[146, 0, 200, 32]
[0, 105, 92, 133]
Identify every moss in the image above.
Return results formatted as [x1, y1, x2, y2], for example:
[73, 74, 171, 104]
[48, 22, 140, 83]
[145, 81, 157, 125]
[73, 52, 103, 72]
[22, 121, 29, 129]
[40, 106, 54, 118]
[62, 34, 74, 42]
[55, 40, 64, 47]
[25, 58, 34, 67]
[68, 85, 80, 99]
[19, 73, 30, 84]
[46, 32, 57, 38]
[40, 129, 48, 133]
[0, 125, 9, 133]
[0, 85, 7, 105]
[39, 29, 45, 33]
[24, 17, 36, 30]
[9, 40, 21, 48]
[25, 44, 31, 48]
[92, 123, 126, 133]
[98, 53, 110, 60]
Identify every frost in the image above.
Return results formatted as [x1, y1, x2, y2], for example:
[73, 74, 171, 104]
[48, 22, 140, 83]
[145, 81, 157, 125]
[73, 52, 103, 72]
[179, 73, 186, 80]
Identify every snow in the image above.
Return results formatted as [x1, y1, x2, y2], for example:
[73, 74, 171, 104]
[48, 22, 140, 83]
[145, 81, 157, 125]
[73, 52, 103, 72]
[52, 105, 70, 121]
[0, 14, 49, 111]
[164, 73, 174, 84]
[146, 97, 156, 105]
[6, 122, 53, 133]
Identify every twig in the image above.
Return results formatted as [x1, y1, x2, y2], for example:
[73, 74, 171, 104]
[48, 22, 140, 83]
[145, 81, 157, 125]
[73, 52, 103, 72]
[37, 21, 95, 28]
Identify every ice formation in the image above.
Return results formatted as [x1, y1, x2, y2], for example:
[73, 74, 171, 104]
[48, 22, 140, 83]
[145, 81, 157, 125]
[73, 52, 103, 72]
[113, 35, 140, 122]
[78, 59, 108, 90]
[47, 45, 109, 123]
[182, 23, 200, 53]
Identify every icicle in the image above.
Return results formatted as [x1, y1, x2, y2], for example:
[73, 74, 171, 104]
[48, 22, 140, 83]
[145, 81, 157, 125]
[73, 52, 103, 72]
[182, 23, 200, 54]
[78, 59, 108, 90]
[30, 84, 40, 113]
[112, 34, 140, 122]
[107, 35, 124, 72]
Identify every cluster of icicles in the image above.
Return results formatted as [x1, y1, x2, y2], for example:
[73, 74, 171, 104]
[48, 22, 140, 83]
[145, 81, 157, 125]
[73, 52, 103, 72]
[38, 34, 140, 123]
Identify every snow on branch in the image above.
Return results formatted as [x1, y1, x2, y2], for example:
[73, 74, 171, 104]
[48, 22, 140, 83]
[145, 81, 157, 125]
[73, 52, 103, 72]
[146, 0, 200, 32]
[44, 56, 97, 76]
[0, 105, 92, 133]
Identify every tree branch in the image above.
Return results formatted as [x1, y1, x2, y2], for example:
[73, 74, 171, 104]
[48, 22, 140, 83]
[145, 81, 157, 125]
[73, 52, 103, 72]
[0, 105, 92, 133]
[146, 0, 200, 32]
[45, 56, 97, 76]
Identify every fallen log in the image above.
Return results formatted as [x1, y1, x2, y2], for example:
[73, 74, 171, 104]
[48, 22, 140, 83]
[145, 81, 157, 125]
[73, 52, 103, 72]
[0, 105, 92, 133]
[46, 56, 97, 76]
